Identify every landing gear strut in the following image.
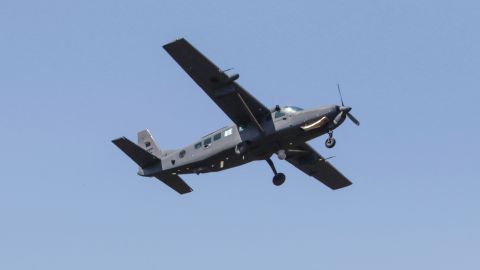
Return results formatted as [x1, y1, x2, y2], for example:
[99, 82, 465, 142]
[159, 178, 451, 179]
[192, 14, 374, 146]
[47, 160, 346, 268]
[325, 130, 336, 148]
[266, 158, 286, 186]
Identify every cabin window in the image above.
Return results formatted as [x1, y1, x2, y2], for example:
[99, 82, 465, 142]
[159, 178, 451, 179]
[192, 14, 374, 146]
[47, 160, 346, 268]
[213, 133, 221, 141]
[145, 141, 151, 147]
[195, 142, 202, 149]
[179, 150, 186, 158]
[224, 128, 233, 137]
[203, 137, 212, 147]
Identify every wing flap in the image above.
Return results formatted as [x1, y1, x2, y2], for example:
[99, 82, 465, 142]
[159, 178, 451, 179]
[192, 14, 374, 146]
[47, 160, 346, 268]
[155, 175, 193, 194]
[286, 143, 352, 190]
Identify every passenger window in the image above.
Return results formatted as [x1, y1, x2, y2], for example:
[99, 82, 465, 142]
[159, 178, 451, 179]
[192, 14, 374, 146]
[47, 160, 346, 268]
[275, 111, 286, 118]
[224, 128, 233, 137]
[203, 137, 212, 147]
[179, 150, 186, 158]
[213, 133, 221, 141]
[195, 142, 202, 149]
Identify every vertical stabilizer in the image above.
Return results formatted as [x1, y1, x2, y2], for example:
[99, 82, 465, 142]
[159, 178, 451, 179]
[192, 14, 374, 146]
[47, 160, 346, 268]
[137, 129, 162, 158]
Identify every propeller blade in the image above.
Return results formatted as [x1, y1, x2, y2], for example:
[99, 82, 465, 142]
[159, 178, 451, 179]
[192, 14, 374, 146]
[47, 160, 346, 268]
[337, 83, 344, 106]
[333, 111, 346, 125]
[347, 112, 360, 126]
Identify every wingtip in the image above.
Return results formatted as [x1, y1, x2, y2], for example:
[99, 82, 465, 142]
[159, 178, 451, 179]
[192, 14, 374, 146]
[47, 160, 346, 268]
[331, 181, 353, 190]
[111, 136, 126, 144]
[163, 37, 186, 48]
[180, 188, 194, 195]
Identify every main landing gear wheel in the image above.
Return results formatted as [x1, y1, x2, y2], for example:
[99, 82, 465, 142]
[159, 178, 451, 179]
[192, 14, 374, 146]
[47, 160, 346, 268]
[273, 173, 286, 186]
[325, 137, 336, 148]
[266, 158, 286, 186]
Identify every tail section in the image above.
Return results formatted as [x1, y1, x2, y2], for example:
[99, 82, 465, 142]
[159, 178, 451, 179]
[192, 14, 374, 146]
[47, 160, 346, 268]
[137, 129, 162, 158]
[113, 129, 193, 195]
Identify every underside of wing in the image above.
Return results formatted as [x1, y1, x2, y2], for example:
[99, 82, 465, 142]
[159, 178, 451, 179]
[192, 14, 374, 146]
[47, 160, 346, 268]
[163, 38, 271, 127]
[286, 143, 352, 190]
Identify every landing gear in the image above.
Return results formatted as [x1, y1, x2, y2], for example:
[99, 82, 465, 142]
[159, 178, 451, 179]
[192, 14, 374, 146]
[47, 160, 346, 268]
[266, 158, 286, 186]
[273, 173, 286, 186]
[325, 130, 336, 148]
[277, 149, 287, 160]
[325, 138, 336, 148]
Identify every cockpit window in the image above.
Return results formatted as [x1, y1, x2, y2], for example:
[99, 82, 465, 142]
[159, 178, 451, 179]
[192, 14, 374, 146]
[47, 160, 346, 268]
[274, 106, 303, 118]
[283, 106, 304, 113]
[275, 111, 286, 118]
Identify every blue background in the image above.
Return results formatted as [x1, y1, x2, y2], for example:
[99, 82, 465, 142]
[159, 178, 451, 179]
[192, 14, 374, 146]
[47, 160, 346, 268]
[1, 0, 479, 269]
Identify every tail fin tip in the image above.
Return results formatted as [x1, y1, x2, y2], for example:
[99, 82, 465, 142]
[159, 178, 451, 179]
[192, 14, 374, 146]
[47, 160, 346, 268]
[137, 129, 162, 157]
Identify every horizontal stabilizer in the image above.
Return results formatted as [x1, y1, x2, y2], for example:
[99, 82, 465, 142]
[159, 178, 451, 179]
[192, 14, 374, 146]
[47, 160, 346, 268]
[112, 137, 160, 168]
[155, 175, 193, 194]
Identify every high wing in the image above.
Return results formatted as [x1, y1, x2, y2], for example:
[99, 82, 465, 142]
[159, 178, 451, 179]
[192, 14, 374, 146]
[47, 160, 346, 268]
[286, 142, 352, 190]
[163, 38, 272, 128]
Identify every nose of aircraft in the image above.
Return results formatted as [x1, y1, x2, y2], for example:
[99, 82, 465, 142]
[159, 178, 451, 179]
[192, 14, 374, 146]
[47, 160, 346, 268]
[339, 106, 352, 113]
[334, 105, 360, 126]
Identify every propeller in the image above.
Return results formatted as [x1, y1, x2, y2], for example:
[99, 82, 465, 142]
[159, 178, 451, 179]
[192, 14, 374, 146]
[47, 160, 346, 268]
[334, 84, 360, 126]
[346, 110, 360, 126]
[337, 83, 345, 106]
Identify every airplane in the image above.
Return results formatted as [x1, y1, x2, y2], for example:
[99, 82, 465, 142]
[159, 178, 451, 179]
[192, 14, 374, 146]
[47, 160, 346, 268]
[112, 38, 359, 195]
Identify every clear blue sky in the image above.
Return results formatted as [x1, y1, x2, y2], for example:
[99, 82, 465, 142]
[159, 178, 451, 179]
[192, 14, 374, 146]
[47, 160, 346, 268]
[1, 0, 479, 269]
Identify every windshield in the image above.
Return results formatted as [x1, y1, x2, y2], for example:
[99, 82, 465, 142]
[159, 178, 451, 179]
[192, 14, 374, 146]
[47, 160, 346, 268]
[283, 106, 304, 114]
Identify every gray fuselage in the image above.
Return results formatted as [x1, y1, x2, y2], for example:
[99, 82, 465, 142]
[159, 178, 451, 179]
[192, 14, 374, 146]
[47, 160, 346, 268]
[140, 104, 342, 177]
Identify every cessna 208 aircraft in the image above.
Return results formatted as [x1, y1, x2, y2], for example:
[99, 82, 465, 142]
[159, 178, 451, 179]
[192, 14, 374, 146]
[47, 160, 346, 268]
[112, 38, 359, 194]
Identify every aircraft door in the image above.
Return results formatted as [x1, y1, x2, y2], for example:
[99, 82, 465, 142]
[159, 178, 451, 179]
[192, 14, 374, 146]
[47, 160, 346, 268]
[273, 110, 292, 130]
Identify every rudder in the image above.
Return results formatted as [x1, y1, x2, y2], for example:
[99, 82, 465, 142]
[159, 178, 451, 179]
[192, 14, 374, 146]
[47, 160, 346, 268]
[137, 129, 162, 158]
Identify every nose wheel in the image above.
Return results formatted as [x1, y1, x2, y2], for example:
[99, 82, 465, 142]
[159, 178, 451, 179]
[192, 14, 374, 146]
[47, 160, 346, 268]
[266, 158, 286, 186]
[325, 131, 336, 148]
[273, 173, 286, 186]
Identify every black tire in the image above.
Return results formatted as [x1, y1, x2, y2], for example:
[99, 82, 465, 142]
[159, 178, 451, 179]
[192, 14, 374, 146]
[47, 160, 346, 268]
[273, 173, 286, 186]
[325, 138, 336, 148]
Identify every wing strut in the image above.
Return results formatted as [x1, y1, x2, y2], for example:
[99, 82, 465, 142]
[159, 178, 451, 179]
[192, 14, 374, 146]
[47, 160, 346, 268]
[236, 93, 265, 135]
